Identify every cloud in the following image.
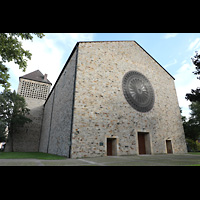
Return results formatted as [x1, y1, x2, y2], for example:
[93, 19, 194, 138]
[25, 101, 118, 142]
[8, 36, 63, 90]
[164, 59, 177, 69]
[188, 38, 200, 51]
[51, 33, 94, 49]
[164, 33, 179, 39]
[4, 33, 95, 92]
[68, 33, 93, 41]
[174, 62, 199, 119]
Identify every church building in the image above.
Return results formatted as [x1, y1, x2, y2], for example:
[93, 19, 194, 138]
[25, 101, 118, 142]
[7, 41, 187, 158]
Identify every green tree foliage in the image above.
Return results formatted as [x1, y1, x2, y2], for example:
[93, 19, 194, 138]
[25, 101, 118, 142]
[0, 90, 32, 151]
[0, 33, 45, 89]
[182, 102, 200, 151]
[184, 51, 200, 151]
[183, 102, 200, 140]
[186, 51, 200, 102]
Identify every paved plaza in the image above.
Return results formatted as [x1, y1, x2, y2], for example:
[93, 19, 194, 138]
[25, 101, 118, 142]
[0, 154, 200, 166]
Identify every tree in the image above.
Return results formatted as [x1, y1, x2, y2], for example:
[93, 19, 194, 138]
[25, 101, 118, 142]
[0, 89, 32, 151]
[182, 102, 200, 151]
[186, 51, 200, 102]
[0, 33, 45, 89]
[183, 102, 200, 141]
[183, 51, 200, 151]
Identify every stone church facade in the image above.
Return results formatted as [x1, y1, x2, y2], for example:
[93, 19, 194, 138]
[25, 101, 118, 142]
[8, 41, 187, 158]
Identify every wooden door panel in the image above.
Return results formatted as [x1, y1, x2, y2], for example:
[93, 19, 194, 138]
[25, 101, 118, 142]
[166, 140, 173, 154]
[138, 133, 146, 154]
[107, 139, 112, 156]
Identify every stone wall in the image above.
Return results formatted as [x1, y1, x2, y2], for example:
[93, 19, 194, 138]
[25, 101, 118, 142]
[39, 90, 55, 153]
[70, 41, 187, 158]
[38, 41, 187, 158]
[39, 47, 78, 157]
[13, 97, 45, 152]
[5, 78, 50, 152]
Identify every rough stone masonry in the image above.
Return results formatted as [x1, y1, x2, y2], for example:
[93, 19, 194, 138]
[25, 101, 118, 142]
[39, 41, 187, 158]
[8, 41, 187, 158]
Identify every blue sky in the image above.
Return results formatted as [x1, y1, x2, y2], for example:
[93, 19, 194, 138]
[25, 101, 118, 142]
[2, 33, 200, 118]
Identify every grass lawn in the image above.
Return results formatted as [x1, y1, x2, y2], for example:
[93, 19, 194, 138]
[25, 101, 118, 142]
[188, 152, 200, 155]
[0, 152, 66, 160]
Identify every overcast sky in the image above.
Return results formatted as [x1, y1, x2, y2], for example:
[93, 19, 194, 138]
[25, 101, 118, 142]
[2, 33, 200, 119]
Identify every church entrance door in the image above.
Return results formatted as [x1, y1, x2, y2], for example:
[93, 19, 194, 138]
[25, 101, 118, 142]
[107, 138, 117, 156]
[138, 132, 151, 155]
[166, 140, 173, 154]
[138, 133, 146, 154]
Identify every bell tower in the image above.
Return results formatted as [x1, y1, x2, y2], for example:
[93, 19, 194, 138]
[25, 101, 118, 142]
[6, 70, 52, 152]
[17, 70, 52, 101]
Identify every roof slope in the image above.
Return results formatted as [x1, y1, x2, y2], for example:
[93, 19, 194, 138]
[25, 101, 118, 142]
[19, 70, 52, 84]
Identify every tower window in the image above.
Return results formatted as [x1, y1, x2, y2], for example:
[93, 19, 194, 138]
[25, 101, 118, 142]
[19, 80, 49, 100]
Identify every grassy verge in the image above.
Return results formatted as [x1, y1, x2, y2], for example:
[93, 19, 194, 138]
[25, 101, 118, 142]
[188, 152, 200, 155]
[0, 152, 66, 160]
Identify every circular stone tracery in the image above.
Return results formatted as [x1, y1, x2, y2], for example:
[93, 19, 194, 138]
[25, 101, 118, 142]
[122, 71, 155, 112]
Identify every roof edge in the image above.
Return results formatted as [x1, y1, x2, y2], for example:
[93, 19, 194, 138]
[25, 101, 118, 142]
[78, 40, 137, 44]
[44, 42, 79, 105]
[44, 40, 175, 105]
[77, 40, 175, 80]
[132, 41, 175, 80]
[19, 77, 52, 85]
[19, 69, 52, 84]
